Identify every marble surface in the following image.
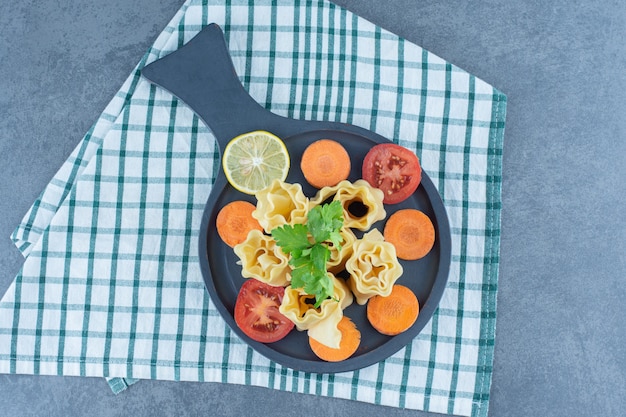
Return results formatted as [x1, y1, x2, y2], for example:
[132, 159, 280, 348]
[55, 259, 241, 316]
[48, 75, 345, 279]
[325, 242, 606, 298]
[1, 1, 625, 416]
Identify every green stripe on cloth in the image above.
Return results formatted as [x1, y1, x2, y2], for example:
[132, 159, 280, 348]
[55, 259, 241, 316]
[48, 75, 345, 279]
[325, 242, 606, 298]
[447, 74, 475, 415]
[0, 1, 506, 416]
[471, 91, 506, 417]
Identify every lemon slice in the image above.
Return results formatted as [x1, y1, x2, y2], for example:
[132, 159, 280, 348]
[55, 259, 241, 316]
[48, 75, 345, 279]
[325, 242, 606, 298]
[222, 130, 290, 195]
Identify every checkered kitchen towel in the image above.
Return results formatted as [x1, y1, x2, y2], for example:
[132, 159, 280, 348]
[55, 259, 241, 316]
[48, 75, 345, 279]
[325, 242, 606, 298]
[0, 1, 506, 416]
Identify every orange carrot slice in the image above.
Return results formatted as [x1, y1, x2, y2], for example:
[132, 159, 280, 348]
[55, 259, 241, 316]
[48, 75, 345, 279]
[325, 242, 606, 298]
[308, 316, 361, 362]
[383, 208, 435, 260]
[300, 139, 351, 188]
[216, 200, 263, 247]
[366, 285, 419, 336]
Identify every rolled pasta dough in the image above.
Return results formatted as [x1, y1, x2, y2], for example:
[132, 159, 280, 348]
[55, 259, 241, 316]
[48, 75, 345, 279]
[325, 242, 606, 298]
[253, 179, 309, 233]
[311, 179, 386, 231]
[279, 273, 353, 348]
[346, 229, 403, 305]
[234, 229, 291, 287]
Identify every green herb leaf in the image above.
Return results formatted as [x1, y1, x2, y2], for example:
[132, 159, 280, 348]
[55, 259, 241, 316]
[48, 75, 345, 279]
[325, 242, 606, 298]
[289, 260, 314, 290]
[307, 200, 344, 244]
[271, 223, 310, 256]
[270, 201, 345, 307]
[310, 243, 330, 271]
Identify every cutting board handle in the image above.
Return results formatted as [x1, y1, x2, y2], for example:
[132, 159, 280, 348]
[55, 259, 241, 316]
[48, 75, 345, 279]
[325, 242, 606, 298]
[141, 23, 304, 153]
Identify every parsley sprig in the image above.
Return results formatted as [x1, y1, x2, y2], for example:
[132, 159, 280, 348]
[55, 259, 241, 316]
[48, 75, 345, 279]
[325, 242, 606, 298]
[271, 200, 344, 308]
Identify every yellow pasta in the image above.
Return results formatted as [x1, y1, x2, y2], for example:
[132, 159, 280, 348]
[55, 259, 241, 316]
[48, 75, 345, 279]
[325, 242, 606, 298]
[345, 229, 404, 305]
[233, 229, 291, 287]
[311, 179, 386, 231]
[327, 226, 357, 274]
[279, 273, 353, 349]
[253, 179, 309, 233]
[228, 176, 415, 351]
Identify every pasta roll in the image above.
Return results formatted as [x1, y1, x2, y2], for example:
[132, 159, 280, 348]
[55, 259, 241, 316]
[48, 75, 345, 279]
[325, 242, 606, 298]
[279, 273, 353, 348]
[327, 226, 357, 274]
[233, 229, 291, 287]
[311, 179, 386, 231]
[345, 229, 404, 305]
[253, 179, 309, 233]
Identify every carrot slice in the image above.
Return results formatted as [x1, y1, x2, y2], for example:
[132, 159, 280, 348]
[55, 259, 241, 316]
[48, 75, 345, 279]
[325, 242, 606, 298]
[309, 316, 361, 362]
[366, 285, 419, 336]
[216, 200, 263, 247]
[300, 139, 351, 188]
[383, 208, 435, 260]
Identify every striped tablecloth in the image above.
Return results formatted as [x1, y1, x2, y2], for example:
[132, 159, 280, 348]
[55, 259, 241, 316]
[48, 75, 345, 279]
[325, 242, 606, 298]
[0, 1, 506, 416]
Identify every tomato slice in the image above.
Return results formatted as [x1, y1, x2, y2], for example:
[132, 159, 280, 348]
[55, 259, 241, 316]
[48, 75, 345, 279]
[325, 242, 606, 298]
[362, 143, 422, 204]
[234, 279, 294, 343]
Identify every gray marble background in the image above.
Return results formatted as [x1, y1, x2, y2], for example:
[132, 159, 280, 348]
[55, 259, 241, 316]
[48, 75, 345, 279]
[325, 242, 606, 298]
[1, 1, 625, 416]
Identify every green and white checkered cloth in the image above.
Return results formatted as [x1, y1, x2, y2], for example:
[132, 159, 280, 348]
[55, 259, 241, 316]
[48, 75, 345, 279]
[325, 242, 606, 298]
[0, 1, 506, 416]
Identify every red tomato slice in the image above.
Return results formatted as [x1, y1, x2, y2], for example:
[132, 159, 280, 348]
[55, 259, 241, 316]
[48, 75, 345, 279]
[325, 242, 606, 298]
[234, 279, 294, 343]
[362, 143, 422, 204]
